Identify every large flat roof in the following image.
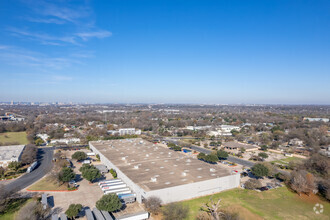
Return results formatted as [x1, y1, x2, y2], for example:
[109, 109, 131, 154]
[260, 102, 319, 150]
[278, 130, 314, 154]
[90, 138, 231, 191]
[0, 145, 25, 161]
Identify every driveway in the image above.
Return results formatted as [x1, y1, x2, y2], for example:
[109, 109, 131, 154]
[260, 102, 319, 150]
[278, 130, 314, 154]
[3, 147, 54, 193]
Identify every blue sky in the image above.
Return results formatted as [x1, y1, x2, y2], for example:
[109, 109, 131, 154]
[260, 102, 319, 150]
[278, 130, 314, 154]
[0, 0, 329, 104]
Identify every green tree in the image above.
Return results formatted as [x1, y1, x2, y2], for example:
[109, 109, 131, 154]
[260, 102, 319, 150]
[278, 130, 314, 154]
[163, 203, 189, 220]
[170, 145, 182, 151]
[251, 164, 269, 178]
[65, 204, 82, 219]
[204, 154, 219, 164]
[96, 194, 122, 212]
[258, 152, 268, 159]
[80, 165, 101, 183]
[34, 138, 44, 146]
[8, 161, 21, 171]
[59, 167, 76, 182]
[197, 152, 206, 160]
[217, 150, 228, 160]
[260, 145, 268, 151]
[71, 151, 87, 161]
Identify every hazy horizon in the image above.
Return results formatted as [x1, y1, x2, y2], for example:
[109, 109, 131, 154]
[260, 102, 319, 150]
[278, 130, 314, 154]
[1, 1, 330, 104]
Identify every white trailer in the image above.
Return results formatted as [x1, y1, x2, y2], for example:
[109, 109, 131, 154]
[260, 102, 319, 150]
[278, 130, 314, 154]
[87, 152, 96, 156]
[115, 190, 132, 195]
[104, 189, 131, 195]
[103, 187, 130, 194]
[100, 182, 124, 188]
[27, 161, 38, 173]
[101, 184, 126, 191]
[117, 211, 149, 220]
[98, 179, 122, 186]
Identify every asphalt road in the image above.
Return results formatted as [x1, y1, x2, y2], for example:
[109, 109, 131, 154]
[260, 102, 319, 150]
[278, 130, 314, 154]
[4, 147, 54, 193]
[163, 137, 256, 168]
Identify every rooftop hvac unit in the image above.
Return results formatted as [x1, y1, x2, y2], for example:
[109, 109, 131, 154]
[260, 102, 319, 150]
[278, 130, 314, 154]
[182, 172, 187, 177]
[151, 177, 157, 182]
[146, 154, 149, 157]
[210, 168, 216, 172]
[122, 157, 126, 160]
[134, 165, 139, 169]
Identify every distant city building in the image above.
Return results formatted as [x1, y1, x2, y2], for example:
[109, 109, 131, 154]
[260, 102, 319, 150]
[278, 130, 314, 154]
[0, 145, 25, 167]
[107, 128, 141, 136]
[37, 134, 50, 143]
[303, 117, 329, 123]
[289, 138, 304, 146]
[50, 138, 80, 145]
[185, 125, 212, 131]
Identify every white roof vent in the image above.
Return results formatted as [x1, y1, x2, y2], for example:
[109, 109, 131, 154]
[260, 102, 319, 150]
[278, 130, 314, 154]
[186, 159, 191, 163]
[146, 154, 149, 157]
[150, 177, 157, 182]
[134, 165, 139, 169]
[182, 172, 187, 176]
[122, 157, 126, 160]
[197, 168, 202, 171]
[145, 169, 150, 171]
[165, 182, 171, 185]
[210, 168, 216, 172]
[197, 176, 202, 178]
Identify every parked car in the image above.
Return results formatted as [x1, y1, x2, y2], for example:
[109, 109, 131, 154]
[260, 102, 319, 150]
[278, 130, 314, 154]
[259, 187, 269, 191]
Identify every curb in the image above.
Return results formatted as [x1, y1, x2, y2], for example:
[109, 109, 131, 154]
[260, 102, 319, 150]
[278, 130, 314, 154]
[26, 189, 78, 192]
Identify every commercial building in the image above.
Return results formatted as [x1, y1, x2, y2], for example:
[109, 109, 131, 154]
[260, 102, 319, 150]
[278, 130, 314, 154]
[107, 128, 141, 136]
[223, 141, 259, 153]
[50, 138, 80, 145]
[0, 145, 25, 167]
[303, 117, 329, 123]
[90, 138, 240, 204]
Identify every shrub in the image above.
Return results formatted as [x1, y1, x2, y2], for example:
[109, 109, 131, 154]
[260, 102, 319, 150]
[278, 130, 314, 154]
[110, 169, 117, 178]
[244, 179, 262, 189]
[162, 203, 189, 220]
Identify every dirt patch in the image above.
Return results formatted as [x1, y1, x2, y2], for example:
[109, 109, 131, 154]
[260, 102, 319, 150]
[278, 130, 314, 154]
[226, 204, 263, 220]
[295, 193, 324, 204]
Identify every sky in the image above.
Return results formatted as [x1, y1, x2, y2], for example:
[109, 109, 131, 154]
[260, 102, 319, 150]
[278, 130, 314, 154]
[0, 0, 330, 104]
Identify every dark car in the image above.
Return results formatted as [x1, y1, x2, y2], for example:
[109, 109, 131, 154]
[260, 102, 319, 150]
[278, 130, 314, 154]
[259, 187, 269, 191]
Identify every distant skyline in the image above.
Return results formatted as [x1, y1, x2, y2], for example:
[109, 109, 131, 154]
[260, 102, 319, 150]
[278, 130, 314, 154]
[1, 0, 330, 104]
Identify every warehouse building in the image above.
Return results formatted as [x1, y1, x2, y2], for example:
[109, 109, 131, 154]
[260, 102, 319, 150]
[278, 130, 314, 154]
[0, 145, 25, 167]
[89, 139, 240, 204]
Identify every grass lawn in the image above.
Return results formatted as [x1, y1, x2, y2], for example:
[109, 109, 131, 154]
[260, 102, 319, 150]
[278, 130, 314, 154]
[178, 187, 330, 220]
[0, 198, 31, 220]
[271, 157, 304, 165]
[0, 132, 29, 145]
[27, 176, 68, 191]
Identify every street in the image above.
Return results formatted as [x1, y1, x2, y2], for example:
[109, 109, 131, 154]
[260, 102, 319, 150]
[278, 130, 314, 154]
[3, 147, 54, 193]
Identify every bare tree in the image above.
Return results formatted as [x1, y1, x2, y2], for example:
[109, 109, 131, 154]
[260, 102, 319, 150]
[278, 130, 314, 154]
[143, 196, 162, 215]
[201, 198, 223, 220]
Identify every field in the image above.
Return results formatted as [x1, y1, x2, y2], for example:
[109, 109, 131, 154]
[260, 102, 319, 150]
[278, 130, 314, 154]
[178, 187, 330, 220]
[0, 198, 31, 220]
[0, 132, 29, 145]
[27, 176, 68, 191]
[271, 156, 304, 165]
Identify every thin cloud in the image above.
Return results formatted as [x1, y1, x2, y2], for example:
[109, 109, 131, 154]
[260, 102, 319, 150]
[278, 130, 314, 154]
[76, 31, 112, 41]
[51, 75, 73, 81]
[0, 46, 78, 70]
[8, 27, 79, 45]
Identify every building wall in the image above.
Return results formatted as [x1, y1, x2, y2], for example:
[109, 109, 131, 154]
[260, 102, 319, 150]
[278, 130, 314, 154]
[146, 174, 240, 204]
[90, 142, 240, 204]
